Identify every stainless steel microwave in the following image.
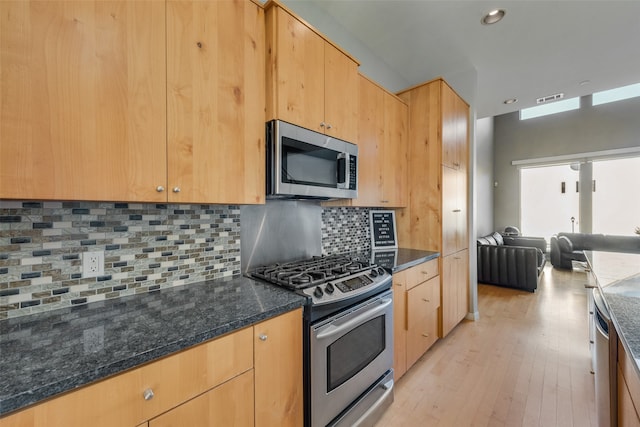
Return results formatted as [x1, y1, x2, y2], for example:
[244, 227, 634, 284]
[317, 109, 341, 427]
[266, 120, 358, 200]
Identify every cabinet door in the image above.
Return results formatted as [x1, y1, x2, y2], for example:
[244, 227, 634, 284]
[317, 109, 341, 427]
[149, 370, 254, 427]
[352, 75, 385, 207]
[266, 5, 324, 134]
[406, 276, 440, 367]
[254, 308, 303, 427]
[323, 43, 359, 142]
[0, 1, 166, 202]
[392, 270, 408, 379]
[381, 92, 408, 207]
[441, 251, 468, 337]
[167, 0, 265, 204]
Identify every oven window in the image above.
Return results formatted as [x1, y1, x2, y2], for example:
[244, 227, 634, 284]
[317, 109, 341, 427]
[326, 315, 385, 392]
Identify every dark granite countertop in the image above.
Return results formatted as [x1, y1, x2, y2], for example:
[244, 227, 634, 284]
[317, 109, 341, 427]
[368, 248, 439, 273]
[585, 251, 640, 380]
[0, 276, 307, 417]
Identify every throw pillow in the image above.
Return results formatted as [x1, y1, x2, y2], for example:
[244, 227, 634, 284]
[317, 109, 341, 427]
[492, 232, 504, 245]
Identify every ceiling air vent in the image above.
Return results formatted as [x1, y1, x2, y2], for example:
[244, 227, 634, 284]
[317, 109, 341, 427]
[536, 93, 564, 104]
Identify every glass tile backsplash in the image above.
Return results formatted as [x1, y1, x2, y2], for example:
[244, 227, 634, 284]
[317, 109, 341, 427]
[0, 202, 372, 319]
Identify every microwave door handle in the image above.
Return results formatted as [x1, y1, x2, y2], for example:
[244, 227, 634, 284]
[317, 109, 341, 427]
[337, 153, 348, 189]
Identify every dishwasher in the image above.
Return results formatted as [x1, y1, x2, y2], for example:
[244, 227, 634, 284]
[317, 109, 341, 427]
[593, 287, 617, 427]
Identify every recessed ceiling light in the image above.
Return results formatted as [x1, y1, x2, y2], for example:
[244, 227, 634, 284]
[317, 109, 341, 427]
[481, 9, 506, 25]
[504, 98, 518, 105]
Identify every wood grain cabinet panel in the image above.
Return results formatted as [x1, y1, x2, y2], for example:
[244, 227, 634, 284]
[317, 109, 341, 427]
[397, 79, 469, 338]
[0, 0, 167, 202]
[392, 270, 408, 379]
[148, 370, 254, 427]
[166, 0, 265, 204]
[1, 0, 265, 204]
[265, 2, 359, 142]
[393, 260, 440, 380]
[325, 74, 408, 208]
[254, 308, 303, 427]
[618, 339, 640, 427]
[406, 276, 440, 368]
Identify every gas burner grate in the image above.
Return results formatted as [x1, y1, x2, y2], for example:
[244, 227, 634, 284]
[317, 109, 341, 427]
[251, 254, 372, 289]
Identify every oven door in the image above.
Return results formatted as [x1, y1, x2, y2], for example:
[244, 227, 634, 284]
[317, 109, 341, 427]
[310, 289, 393, 427]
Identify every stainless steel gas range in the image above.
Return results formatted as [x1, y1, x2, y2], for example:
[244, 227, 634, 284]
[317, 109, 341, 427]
[250, 254, 394, 427]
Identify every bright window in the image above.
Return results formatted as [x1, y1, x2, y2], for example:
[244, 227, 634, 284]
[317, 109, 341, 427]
[592, 82, 640, 106]
[519, 97, 580, 120]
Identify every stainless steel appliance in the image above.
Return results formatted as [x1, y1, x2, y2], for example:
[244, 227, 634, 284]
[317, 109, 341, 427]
[593, 287, 617, 427]
[250, 254, 394, 427]
[266, 120, 358, 200]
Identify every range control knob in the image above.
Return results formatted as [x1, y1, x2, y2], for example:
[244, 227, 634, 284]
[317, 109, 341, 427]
[378, 267, 385, 276]
[370, 269, 378, 278]
[313, 286, 324, 298]
[325, 283, 335, 294]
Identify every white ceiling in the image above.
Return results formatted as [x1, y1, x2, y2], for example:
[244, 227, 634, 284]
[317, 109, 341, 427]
[288, 0, 640, 118]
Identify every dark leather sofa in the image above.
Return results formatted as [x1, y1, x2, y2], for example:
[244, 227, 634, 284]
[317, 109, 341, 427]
[477, 232, 547, 292]
[550, 232, 640, 269]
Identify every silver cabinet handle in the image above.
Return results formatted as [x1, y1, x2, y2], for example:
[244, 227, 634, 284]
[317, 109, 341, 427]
[422, 298, 429, 302]
[320, 122, 326, 128]
[422, 333, 430, 338]
[156, 186, 165, 192]
[172, 187, 181, 193]
[143, 388, 154, 401]
[326, 123, 332, 129]
[259, 334, 268, 341]
[453, 209, 462, 212]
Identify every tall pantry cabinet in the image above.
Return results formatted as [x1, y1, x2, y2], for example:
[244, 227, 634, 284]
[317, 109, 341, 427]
[396, 79, 470, 338]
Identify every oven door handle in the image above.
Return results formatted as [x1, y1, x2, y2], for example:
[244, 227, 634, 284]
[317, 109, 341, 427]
[316, 297, 392, 341]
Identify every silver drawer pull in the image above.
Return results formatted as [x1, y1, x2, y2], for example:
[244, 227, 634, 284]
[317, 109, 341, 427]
[156, 186, 165, 192]
[259, 334, 268, 341]
[422, 298, 429, 302]
[143, 388, 154, 401]
[422, 333, 430, 338]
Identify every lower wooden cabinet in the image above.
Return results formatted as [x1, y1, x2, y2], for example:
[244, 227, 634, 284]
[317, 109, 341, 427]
[618, 339, 640, 427]
[148, 370, 254, 427]
[1, 309, 302, 427]
[393, 258, 440, 379]
[441, 249, 469, 337]
[406, 276, 440, 368]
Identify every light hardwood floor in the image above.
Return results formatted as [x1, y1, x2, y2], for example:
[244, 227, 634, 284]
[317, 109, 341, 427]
[377, 265, 597, 426]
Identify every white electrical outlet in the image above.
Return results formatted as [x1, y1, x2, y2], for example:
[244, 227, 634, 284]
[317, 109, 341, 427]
[82, 251, 105, 278]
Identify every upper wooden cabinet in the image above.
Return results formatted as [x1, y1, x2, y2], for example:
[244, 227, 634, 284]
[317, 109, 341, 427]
[265, 1, 359, 142]
[166, 0, 265, 204]
[0, 0, 265, 204]
[325, 74, 408, 208]
[442, 87, 468, 171]
[0, 1, 167, 202]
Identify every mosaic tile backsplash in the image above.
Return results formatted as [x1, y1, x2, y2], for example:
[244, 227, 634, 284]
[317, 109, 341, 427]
[321, 207, 372, 255]
[0, 201, 374, 319]
[0, 201, 241, 319]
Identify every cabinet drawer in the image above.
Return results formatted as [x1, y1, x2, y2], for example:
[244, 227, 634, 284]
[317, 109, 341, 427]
[149, 369, 254, 427]
[406, 259, 439, 290]
[407, 276, 440, 325]
[1, 327, 254, 427]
